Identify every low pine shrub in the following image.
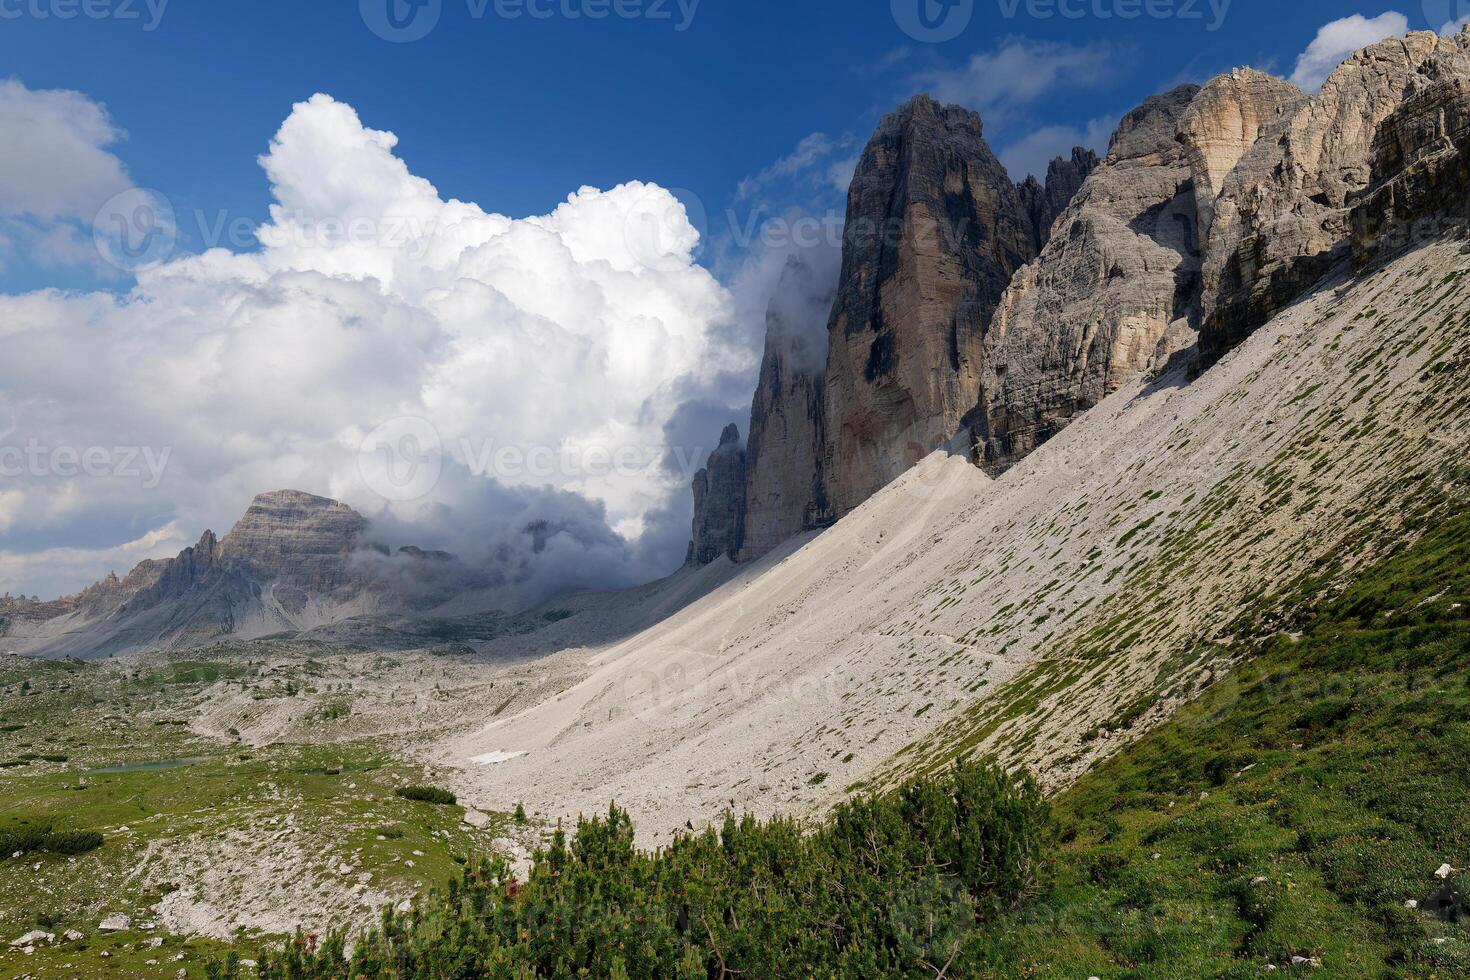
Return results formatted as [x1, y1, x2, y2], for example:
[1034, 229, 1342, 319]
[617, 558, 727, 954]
[227, 760, 1048, 978]
[43, 830, 104, 855]
[394, 786, 456, 806]
[0, 824, 103, 858]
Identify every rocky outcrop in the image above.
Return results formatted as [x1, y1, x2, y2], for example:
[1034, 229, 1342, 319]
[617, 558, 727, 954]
[739, 257, 834, 562]
[687, 425, 747, 566]
[1197, 32, 1447, 363]
[7, 490, 390, 657]
[117, 529, 220, 616]
[820, 95, 1040, 518]
[1018, 148, 1101, 251]
[1353, 40, 1470, 266]
[1177, 69, 1306, 243]
[216, 490, 368, 611]
[973, 85, 1203, 472]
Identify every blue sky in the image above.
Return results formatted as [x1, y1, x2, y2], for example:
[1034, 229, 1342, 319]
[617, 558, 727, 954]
[0, 0, 1458, 599]
[0, 0, 1440, 292]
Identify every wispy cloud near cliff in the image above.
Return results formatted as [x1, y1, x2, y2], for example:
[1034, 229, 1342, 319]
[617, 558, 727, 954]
[911, 39, 1117, 127]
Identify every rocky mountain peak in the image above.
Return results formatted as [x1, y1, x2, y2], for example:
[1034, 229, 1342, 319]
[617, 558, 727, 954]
[739, 253, 836, 562]
[687, 426, 747, 566]
[821, 92, 1038, 518]
[1108, 84, 1201, 162]
[975, 82, 1203, 473]
[1354, 31, 1470, 267]
[1197, 31, 1451, 363]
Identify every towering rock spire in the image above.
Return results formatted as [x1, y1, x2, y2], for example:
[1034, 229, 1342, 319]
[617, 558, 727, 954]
[819, 95, 1040, 519]
[739, 255, 834, 562]
[1017, 147, 1101, 251]
[686, 424, 747, 566]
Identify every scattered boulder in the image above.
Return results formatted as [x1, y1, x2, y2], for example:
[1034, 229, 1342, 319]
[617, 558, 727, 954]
[97, 914, 131, 932]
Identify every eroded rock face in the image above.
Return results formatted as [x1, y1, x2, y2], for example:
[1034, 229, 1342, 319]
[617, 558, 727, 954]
[1198, 32, 1446, 363]
[1177, 69, 1306, 243]
[1354, 37, 1470, 266]
[687, 424, 747, 566]
[974, 85, 1203, 472]
[217, 490, 368, 605]
[1019, 148, 1101, 251]
[820, 95, 1039, 518]
[740, 257, 834, 562]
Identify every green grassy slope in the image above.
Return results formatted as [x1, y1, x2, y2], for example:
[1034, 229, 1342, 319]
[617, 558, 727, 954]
[990, 510, 1470, 977]
[0, 656, 512, 979]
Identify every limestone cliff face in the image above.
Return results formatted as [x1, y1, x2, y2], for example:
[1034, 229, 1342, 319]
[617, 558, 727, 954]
[974, 85, 1204, 472]
[1353, 37, 1470, 267]
[1018, 148, 1101, 251]
[820, 95, 1039, 518]
[1177, 69, 1306, 244]
[1197, 32, 1447, 363]
[687, 424, 747, 566]
[216, 490, 368, 609]
[739, 257, 834, 562]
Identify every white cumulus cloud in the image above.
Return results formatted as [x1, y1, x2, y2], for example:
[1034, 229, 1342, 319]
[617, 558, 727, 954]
[0, 93, 750, 601]
[1289, 12, 1410, 92]
[0, 78, 137, 272]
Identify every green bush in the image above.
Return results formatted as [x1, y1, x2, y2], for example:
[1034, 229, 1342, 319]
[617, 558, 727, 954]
[394, 786, 456, 806]
[43, 830, 104, 855]
[0, 824, 49, 857]
[0, 824, 103, 858]
[231, 760, 1048, 978]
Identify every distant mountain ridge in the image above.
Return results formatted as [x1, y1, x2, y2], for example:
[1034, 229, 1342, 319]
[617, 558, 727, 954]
[0, 490, 434, 658]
